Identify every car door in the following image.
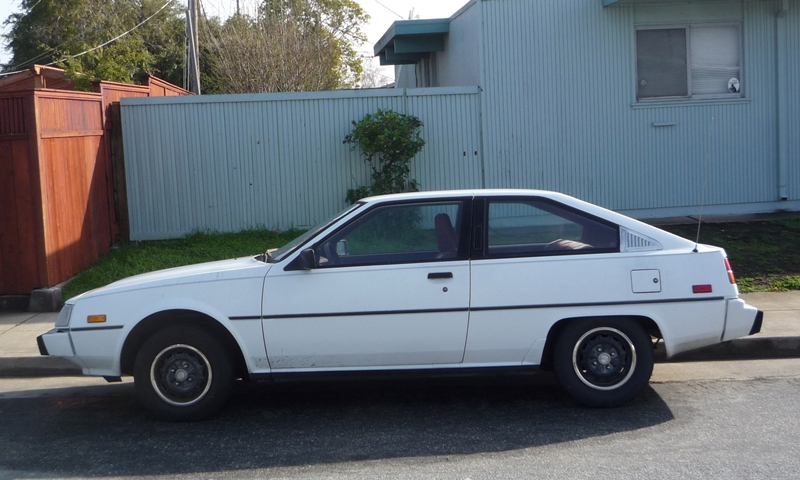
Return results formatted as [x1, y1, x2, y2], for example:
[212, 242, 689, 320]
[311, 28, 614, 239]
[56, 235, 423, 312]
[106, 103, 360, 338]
[262, 198, 472, 370]
[465, 196, 622, 365]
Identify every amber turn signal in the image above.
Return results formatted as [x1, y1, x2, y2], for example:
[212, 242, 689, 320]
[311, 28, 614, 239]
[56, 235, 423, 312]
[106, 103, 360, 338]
[87, 315, 107, 323]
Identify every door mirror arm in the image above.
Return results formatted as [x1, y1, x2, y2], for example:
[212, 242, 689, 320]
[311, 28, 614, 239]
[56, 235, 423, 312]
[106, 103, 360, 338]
[284, 248, 316, 271]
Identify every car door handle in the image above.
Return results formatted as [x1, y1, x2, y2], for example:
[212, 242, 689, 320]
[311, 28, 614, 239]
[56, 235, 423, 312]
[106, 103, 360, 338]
[428, 272, 453, 279]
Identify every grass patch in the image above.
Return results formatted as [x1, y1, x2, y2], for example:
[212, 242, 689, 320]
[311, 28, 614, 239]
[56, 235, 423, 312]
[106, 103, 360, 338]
[63, 229, 303, 300]
[660, 219, 800, 293]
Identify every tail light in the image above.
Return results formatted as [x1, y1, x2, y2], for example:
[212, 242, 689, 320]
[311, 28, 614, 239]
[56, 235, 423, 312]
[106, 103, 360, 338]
[724, 258, 736, 284]
[693, 284, 713, 294]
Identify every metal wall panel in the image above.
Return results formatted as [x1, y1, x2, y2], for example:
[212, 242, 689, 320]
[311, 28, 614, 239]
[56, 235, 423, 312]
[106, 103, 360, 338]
[407, 89, 483, 191]
[121, 88, 481, 240]
[480, 0, 787, 213]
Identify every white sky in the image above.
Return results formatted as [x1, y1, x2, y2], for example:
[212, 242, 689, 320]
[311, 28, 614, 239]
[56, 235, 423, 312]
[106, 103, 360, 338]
[0, 0, 468, 81]
[0, 0, 16, 65]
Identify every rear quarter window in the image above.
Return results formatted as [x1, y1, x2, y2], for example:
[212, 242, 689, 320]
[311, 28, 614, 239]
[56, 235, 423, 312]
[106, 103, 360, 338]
[486, 199, 619, 257]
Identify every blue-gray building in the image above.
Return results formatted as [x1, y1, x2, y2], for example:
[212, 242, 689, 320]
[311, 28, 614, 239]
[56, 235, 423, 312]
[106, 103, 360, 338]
[375, 0, 800, 218]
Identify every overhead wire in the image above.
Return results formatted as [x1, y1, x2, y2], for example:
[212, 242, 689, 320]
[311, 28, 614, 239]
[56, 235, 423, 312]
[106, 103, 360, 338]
[1, 0, 86, 73]
[371, 0, 404, 20]
[1, 0, 177, 77]
[48, 0, 178, 63]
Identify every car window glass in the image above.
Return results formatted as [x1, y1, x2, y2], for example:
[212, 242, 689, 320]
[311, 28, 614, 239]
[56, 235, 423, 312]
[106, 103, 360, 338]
[270, 203, 363, 262]
[317, 201, 462, 267]
[487, 200, 618, 256]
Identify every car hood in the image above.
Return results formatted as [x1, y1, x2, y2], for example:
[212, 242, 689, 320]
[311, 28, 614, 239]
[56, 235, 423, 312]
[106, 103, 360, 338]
[73, 257, 272, 300]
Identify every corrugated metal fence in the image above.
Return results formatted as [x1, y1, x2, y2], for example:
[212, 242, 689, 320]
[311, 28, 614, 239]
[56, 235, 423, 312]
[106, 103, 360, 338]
[121, 87, 482, 240]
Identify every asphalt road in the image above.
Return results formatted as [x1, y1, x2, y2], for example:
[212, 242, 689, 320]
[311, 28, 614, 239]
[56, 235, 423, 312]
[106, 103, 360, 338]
[1, 369, 799, 480]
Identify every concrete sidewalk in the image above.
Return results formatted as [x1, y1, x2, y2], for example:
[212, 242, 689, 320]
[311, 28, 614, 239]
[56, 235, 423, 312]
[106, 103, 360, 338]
[0, 292, 798, 377]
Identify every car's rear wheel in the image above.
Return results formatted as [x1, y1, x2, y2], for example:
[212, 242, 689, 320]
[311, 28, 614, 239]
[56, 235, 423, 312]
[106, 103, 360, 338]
[553, 318, 653, 407]
[133, 325, 233, 421]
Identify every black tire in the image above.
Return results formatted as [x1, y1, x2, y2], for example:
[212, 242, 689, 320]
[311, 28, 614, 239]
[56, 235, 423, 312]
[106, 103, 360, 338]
[553, 318, 653, 407]
[133, 325, 234, 421]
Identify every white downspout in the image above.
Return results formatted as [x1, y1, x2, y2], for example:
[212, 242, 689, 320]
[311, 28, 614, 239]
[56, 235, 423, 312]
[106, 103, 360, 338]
[776, 0, 789, 200]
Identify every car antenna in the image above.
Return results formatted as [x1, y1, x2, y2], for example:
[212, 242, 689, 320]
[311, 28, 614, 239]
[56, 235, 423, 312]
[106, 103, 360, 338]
[694, 115, 714, 253]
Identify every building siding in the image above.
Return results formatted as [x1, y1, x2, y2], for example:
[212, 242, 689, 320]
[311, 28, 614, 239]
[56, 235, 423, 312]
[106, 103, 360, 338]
[435, 1, 482, 87]
[479, 0, 796, 215]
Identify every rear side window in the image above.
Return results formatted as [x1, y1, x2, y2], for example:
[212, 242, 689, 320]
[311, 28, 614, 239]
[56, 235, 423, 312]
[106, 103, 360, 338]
[486, 199, 619, 257]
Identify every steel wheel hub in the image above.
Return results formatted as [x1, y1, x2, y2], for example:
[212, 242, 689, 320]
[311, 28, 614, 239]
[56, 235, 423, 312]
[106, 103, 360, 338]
[572, 327, 637, 391]
[150, 344, 213, 406]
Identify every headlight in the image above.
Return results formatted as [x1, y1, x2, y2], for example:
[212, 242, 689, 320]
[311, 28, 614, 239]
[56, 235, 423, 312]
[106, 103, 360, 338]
[55, 304, 73, 328]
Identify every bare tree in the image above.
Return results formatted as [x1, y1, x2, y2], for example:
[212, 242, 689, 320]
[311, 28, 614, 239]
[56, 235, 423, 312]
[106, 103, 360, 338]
[203, 0, 368, 93]
[357, 58, 392, 89]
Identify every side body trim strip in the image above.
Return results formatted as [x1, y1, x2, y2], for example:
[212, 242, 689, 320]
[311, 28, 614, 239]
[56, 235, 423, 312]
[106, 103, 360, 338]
[70, 325, 125, 332]
[236, 296, 725, 321]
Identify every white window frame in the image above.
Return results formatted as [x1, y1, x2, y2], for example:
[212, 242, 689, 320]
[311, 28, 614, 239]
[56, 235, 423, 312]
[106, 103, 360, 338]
[635, 22, 743, 103]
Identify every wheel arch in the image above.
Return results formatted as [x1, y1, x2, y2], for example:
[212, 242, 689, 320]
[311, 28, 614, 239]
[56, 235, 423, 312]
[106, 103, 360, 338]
[539, 315, 661, 370]
[120, 309, 249, 379]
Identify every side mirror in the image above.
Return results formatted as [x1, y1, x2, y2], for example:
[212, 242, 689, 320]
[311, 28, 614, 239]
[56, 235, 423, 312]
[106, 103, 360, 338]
[336, 239, 349, 256]
[284, 248, 316, 271]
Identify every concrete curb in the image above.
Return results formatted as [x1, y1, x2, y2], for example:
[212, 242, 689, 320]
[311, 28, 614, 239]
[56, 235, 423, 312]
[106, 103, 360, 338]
[0, 278, 71, 313]
[0, 336, 798, 378]
[660, 336, 800, 363]
[0, 357, 82, 378]
[0, 296, 29, 312]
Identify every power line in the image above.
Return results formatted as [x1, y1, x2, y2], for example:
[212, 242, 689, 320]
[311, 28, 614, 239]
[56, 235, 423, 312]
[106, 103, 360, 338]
[371, 0, 404, 20]
[52, 0, 178, 63]
[3, 0, 94, 72]
[1, 0, 177, 77]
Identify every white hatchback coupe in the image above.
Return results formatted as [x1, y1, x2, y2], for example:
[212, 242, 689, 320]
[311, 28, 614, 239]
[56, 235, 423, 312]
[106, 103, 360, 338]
[39, 190, 762, 420]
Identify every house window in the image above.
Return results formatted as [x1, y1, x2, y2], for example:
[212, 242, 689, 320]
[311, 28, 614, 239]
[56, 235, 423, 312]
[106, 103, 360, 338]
[636, 24, 741, 101]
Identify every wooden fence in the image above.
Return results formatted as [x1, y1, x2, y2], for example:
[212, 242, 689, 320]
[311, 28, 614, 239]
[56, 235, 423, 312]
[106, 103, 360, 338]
[0, 66, 189, 295]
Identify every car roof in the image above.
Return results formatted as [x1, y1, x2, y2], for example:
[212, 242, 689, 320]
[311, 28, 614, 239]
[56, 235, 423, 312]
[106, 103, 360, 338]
[361, 189, 563, 203]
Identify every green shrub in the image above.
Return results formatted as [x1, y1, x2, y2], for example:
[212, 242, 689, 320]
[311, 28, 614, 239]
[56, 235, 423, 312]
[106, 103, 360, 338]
[343, 109, 425, 204]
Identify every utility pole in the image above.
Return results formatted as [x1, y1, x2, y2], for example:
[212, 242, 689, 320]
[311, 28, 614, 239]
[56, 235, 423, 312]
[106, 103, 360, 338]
[186, 0, 201, 94]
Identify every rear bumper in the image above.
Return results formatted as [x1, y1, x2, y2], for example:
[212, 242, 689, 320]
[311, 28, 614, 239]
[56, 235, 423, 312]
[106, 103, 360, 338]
[722, 298, 762, 342]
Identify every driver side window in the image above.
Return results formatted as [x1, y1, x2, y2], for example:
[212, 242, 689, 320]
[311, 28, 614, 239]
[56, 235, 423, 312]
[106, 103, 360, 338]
[317, 201, 463, 267]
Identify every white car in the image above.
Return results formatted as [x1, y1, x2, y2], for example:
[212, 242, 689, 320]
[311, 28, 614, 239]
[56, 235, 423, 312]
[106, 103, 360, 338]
[38, 190, 762, 420]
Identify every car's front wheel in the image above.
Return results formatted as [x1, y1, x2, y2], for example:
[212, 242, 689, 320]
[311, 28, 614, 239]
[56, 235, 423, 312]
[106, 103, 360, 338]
[553, 318, 653, 407]
[133, 325, 234, 421]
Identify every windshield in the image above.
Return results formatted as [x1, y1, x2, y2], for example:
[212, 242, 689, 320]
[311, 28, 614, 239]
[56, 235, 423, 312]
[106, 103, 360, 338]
[269, 203, 364, 262]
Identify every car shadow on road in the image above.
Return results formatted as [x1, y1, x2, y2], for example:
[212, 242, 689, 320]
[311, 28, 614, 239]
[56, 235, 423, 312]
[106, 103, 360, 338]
[0, 373, 674, 477]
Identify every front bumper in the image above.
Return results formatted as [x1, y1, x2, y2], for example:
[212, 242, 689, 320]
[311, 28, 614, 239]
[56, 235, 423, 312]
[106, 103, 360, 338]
[37, 328, 75, 357]
[722, 298, 763, 342]
[749, 310, 764, 335]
